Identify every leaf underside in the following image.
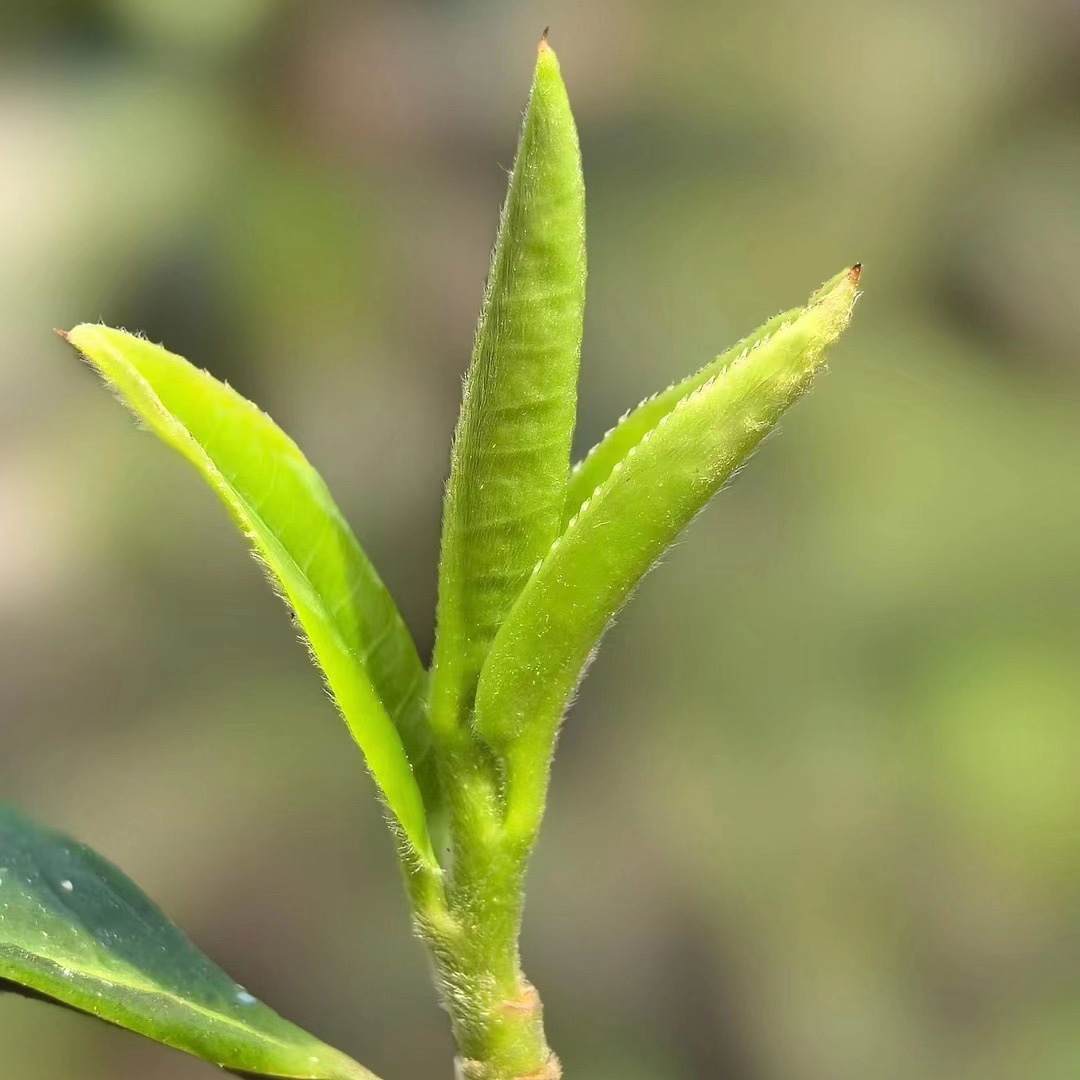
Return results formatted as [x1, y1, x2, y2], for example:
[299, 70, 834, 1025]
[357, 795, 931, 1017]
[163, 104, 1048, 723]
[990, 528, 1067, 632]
[475, 267, 861, 830]
[564, 269, 861, 528]
[0, 804, 376, 1079]
[563, 306, 795, 527]
[63, 325, 436, 869]
[430, 40, 587, 735]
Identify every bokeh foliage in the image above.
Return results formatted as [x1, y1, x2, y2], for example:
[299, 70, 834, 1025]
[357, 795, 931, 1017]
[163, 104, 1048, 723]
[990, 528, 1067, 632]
[0, 1, 1076, 1078]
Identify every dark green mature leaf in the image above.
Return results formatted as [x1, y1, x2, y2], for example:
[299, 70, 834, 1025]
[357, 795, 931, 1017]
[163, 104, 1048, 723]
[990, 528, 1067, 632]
[429, 38, 587, 736]
[63, 325, 437, 869]
[475, 267, 862, 837]
[0, 805, 377, 1079]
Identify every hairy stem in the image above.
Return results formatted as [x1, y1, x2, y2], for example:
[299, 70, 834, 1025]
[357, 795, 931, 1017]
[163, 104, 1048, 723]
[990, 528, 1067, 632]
[403, 735, 557, 1079]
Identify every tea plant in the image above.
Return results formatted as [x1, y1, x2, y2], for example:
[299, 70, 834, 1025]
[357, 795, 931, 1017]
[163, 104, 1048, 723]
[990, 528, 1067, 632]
[0, 35, 859, 1080]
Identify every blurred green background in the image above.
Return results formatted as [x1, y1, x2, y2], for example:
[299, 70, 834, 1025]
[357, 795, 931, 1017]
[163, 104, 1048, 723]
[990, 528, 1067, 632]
[1, 1, 1077, 1078]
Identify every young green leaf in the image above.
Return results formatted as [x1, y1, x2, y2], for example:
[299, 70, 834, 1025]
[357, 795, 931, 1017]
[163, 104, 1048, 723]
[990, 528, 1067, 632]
[564, 268, 862, 526]
[475, 266, 862, 835]
[430, 37, 586, 734]
[63, 325, 437, 869]
[0, 804, 378, 1079]
[563, 310, 796, 526]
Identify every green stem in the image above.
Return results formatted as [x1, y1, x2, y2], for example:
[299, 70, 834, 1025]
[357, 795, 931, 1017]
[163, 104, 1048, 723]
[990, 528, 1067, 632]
[403, 734, 559, 1079]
